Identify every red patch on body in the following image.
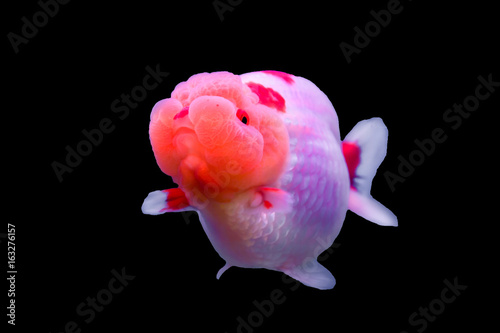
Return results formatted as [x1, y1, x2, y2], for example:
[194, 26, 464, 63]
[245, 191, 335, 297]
[263, 200, 273, 209]
[173, 106, 189, 120]
[342, 142, 361, 188]
[161, 188, 189, 211]
[246, 82, 286, 112]
[262, 70, 295, 84]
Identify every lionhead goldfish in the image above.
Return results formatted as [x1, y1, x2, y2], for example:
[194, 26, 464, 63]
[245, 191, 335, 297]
[142, 70, 397, 290]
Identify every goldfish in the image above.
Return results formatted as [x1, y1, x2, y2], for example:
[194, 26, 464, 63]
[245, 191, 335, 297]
[142, 70, 397, 290]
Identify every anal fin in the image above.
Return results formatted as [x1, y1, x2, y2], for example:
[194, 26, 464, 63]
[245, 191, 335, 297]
[283, 261, 336, 290]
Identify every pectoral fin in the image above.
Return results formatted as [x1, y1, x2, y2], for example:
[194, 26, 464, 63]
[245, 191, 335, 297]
[249, 187, 293, 213]
[142, 188, 192, 215]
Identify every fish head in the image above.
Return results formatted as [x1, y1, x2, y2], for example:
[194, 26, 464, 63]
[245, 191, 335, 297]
[148, 72, 289, 206]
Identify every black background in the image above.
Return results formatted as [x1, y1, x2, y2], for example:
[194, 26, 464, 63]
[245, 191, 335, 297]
[4, 0, 497, 332]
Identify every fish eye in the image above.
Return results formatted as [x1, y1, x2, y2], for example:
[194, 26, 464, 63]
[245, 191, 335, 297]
[236, 109, 249, 125]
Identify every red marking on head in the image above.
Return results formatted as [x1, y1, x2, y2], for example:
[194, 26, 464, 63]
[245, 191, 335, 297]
[173, 106, 189, 120]
[161, 188, 189, 211]
[342, 142, 361, 187]
[262, 70, 294, 85]
[246, 82, 286, 112]
[263, 200, 273, 209]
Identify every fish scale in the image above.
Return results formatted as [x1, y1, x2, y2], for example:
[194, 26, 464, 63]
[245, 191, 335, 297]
[204, 72, 352, 270]
[142, 70, 397, 289]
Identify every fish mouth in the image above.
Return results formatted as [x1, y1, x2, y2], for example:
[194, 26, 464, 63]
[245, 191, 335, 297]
[178, 154, 238, 205]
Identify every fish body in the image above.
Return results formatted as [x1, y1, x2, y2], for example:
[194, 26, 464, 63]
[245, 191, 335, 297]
[142, 70, 397, 289]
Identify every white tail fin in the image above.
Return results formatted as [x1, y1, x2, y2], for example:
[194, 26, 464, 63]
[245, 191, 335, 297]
[342, 118, 397, 227]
